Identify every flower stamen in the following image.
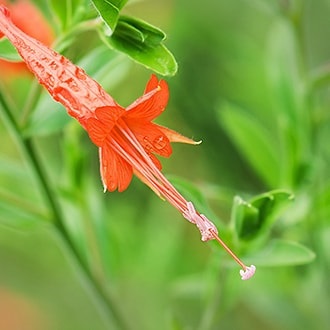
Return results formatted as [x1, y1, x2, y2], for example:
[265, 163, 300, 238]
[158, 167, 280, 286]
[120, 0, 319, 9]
[184, 201, 256, 280]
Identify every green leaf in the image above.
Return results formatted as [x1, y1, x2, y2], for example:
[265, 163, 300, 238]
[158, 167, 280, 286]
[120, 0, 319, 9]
[91, 0, 128, 32]
[267, 18, 303, 123]
[232, 189, 294, 241]
[245, 239, 315, 267]
[49, 0, 86, 29]
[100, 16, 177, 76]
[266, 19, 308, 187]
[0, 38, 22, 62]
[118, 16, 166, 47]
[219, 102, 280, 187]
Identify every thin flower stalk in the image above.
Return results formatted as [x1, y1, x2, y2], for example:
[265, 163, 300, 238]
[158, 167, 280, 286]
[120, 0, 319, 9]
[0, 5, 255, 280]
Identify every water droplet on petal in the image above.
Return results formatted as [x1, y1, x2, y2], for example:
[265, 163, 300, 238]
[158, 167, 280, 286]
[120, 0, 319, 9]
[75, 67, 86, 80]
[40, 56, 49, 63]
[53, 87, 79, 110]
[143, 137, 153, 153]
[59, 55, 67, 65]
[49, 61, 58, 70]
[43, 73, 55, 87]
[153, 135, 166, 150]
[66, 77, 79, 92]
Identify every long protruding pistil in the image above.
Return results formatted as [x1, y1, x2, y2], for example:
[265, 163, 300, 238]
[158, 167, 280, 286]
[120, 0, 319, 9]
[112, 123, 256, 280]
[210, 229, 256, 280]
[183, 201, 256, 280]
[210, 229, 246, 268]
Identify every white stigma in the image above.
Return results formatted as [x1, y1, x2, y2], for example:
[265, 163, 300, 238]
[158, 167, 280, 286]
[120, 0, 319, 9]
[240, 265, 256, 280]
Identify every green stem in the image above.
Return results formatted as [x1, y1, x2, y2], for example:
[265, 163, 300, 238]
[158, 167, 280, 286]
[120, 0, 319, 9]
[0, 86, 64, 228]
[197, 263, 229, 330]
[20, 80, 42, 127]
[0, 89, 130, 330]
[52, 18, 102, 52]
[78, 192, 110, 295]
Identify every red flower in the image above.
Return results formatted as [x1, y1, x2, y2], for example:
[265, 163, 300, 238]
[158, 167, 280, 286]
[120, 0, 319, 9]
[85, 75, 198, 192]
[0, 5, 255, 280]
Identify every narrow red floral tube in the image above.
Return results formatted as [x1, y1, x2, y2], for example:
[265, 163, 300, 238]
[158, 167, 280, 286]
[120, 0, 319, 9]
[0, 0, 54, 78]
[0, 5, 255, 280]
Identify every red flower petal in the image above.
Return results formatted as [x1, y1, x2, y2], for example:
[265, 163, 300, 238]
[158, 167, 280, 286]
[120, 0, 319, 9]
[126, 77, 169, 122]
[144, 74, 159, 94]
[99, 143, 133, 192]
[95, 106, 125, 129]
[157, 125, 201, 145]
[127, 120, 172, 158]
[85, 106, 126, 147]
[147, 153, 162, 170]
[85, 117, 108, 147]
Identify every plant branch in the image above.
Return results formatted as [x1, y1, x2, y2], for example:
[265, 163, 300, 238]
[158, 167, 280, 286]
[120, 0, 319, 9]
[0, 88, 130, 330]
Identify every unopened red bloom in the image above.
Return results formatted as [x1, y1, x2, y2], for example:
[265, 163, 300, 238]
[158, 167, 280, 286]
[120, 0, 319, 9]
[0, 5, 255, 279]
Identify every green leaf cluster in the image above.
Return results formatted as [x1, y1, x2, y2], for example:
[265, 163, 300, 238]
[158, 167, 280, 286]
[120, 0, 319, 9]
[232, 190, 294, 241]
[92, 0, 177, 75]
[0, 0, 177, 76]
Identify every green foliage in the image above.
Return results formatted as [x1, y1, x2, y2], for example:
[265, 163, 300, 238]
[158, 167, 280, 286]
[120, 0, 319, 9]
[100, 16, 178, 76]
[0, 38, 21, 61]
[91, 0, 128, 31]
[49, 0, 88, 30]
[232, 190, 294, 241]
[246, 239, 315, 267]
[220, 102, 281, 187]
[1, 0, 330, 329]
[90, 0, 177, 75]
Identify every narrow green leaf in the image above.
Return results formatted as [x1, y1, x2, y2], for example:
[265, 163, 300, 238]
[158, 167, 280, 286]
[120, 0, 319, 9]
[49, 0, 69, 29]
[49, 0, 86, 29]
[232, 190, 294, 240]
[266, 19, 309, 187]
[267, 18, 302, 122]
[91, 0, 128, 32]
[219, 102, 280, 187]
[0, 38, 22, 61]
[245, 239, 316, 266]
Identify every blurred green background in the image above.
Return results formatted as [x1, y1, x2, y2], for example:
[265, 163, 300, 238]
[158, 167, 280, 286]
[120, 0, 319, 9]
[1, 0, 330, 329]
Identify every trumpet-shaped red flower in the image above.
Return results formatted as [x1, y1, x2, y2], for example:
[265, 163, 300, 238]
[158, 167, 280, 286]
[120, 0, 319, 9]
[0, 5, 255, 280]
[84, 75, 199, 193]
